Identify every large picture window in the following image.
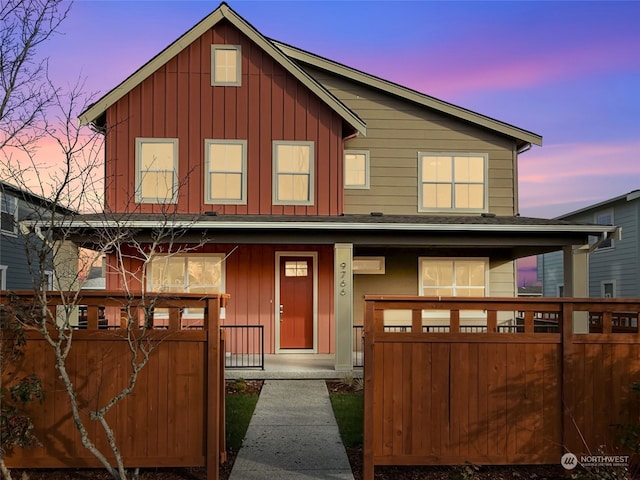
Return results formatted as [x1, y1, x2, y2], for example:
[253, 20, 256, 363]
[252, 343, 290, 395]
[211, 45, 241, 86]
[135, 138, 178, 204]
[272, 141, 314, 205]
[0, 192, 17, 234]
[205, 140, 247, 204]
[419, 258, 487, 297]
[147, 254, 224, 318]
[418, 153, 487, 212]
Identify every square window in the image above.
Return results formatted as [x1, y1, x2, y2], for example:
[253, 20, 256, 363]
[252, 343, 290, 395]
[273, 141, 314, 205]
[0, 192, 17, 234]
[135, 138, 178, 204]
[211, 45, 241, 86]
[419, 153, 487, 212]
[205, 140, 247, 204]
[344, 150, 370, 189]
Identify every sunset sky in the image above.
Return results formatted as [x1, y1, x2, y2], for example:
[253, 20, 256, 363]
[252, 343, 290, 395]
[34, 0, 640, 284]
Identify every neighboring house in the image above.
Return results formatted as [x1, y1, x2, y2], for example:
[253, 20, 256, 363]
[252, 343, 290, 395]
[538, 190, 640, 298]
[0, 181, 76, 291]
[74, 2, 616, 370]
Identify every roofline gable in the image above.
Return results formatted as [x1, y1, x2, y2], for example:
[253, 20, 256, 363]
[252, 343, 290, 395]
[79, 3, 366, 135]
[273, 39, 542, 148]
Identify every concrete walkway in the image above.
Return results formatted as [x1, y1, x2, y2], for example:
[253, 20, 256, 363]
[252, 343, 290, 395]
[229, 379, 355, 479]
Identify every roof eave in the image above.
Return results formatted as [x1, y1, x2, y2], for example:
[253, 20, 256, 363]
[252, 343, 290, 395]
[273, 40, 542, 148]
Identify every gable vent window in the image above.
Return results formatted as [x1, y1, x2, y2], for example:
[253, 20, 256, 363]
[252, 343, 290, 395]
[211, 45, 241, 86]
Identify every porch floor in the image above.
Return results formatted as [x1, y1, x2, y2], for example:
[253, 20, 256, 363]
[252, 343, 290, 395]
[225, 354, 363, 380]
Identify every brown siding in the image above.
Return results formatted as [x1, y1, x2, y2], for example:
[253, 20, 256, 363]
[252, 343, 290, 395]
[105, 20, 345, 216]
[306, 67, 518, 216]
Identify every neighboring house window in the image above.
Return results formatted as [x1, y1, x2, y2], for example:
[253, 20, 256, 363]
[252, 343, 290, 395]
[135, 138, 179, 204]
[593, 209, 614, 250]
[0, 192, 18, 234]
[418, 153, 487, 212]
[344, 150, 370, 189]
[211, 45, 241, 86]
[272, 141, 314, 205]
[205, 140, 247, 204]
[44, 270, 54, 290]
[419, 258, 487, 297]
[0, 265, 6, 289]
[601, 280, 615, 298]
[147, 254, 225, 317]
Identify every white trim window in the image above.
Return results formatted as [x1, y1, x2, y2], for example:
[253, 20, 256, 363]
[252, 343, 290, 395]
[344, 150, 370, 189]
[205, 139, 247, 204]
[593, 209, 614, 250]
[147, 254, 225, 318]
[43, 270, 55, 290]
[601, 280, 616, 298]
[272, 141, 314, 205]
[418, 153, 487, 212]
[135, 138, 179, 204]
[211, 45, 241, 86]
[0, 265, 6, 289]
[419, 258, 488, 297]
[0, 192, 18, 234]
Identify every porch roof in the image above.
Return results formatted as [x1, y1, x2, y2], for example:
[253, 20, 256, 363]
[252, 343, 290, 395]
[62, 213, 618, 259]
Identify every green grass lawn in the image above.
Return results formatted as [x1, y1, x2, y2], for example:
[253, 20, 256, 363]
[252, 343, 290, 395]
[225, 393, 259, 449]
[329, 392, 364, 448]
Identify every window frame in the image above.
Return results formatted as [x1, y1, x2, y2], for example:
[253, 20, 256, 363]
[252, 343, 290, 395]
[0, 265, 6, 289]
[344, 150, 370, 189]
[135, 138, 179, 204]
[0, 192, 18, 235]
[593, 209, 614, 251]
[146, 253, 226, 319]
[418, 152, 488, 213]
[418, 257, 489, 297]
[211, 44, 242, 87]
[272, 140, 315, 206]
[204, 139, 247, 205]
[601, 280, 616, 298]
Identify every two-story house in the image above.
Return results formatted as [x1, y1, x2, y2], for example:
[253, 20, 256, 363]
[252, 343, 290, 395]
[538, 190, 640, 298]
[0, 180, 77, 291]
[75, 2, 618, 370]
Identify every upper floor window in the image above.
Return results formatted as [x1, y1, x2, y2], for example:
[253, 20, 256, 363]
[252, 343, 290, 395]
[0, 192, 18, 234]
[135, 138, 178, 204]
[211, 45, 241, 86]
[418, 153, 487, 212]
[205, 140, 247, 204]
[344, 150, 370, 189]
[593, 209, 614, 250]
[272, 141, 314, 206]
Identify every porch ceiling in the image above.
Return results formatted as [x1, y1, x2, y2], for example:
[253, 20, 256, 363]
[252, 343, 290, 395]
[58, 213, 617, 260]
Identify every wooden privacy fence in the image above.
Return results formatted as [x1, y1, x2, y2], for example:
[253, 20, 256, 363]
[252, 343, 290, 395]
[1, 291, 228, 480]
[363, 296, 640, 480]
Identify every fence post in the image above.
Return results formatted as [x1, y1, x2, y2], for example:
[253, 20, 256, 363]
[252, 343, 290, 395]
[561, 300, 575, 457]
[207, 295, 221, 480]
[363, 298, 375, 480]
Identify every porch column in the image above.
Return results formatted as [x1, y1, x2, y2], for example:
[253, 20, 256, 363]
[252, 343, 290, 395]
[334, 243, 353, 371]
[54, 240, 79, 326]
[563, 245, 589, 333]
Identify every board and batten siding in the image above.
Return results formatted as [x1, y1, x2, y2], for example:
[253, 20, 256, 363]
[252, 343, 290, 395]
[105, 244, 335, 354]
[105, 20, 345, 216]
[306, 67, 518, 216]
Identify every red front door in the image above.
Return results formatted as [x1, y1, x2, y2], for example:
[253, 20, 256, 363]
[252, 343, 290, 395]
[279, 257, 313, 349]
